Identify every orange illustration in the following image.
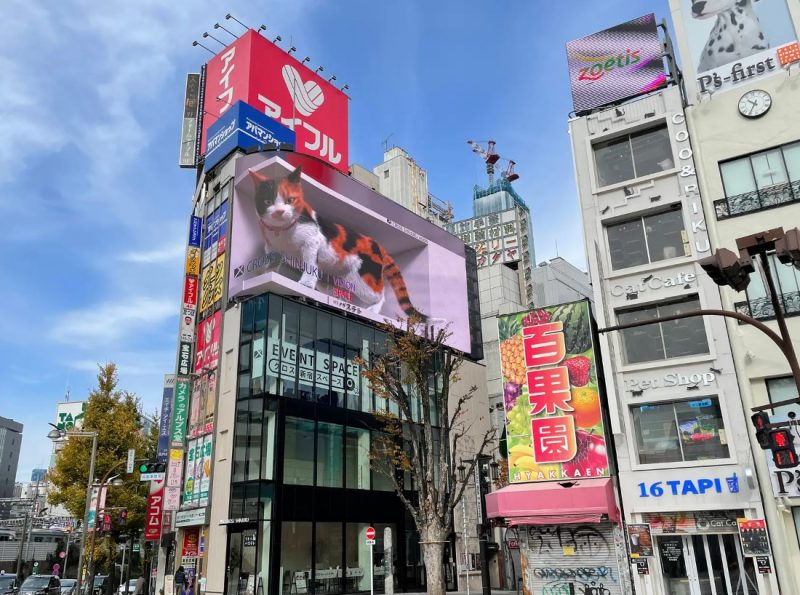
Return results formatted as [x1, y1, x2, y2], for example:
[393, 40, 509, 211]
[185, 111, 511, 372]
[571, 387, 601, 428]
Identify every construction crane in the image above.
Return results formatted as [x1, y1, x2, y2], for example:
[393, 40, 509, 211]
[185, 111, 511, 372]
[467, 139, 520, 185]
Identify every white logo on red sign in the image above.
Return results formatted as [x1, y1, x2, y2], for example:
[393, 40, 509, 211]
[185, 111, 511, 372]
[282, 65, 324, 116]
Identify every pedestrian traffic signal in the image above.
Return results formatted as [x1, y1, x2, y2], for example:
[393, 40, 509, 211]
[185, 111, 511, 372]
[751, 412, 771, 449]
[119, 509, 128, 525]
[101, 514, 111, 532]
[769, 429, 799, 469]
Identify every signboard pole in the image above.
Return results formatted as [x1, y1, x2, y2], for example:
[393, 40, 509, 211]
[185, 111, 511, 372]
[370, 540, 374, 595]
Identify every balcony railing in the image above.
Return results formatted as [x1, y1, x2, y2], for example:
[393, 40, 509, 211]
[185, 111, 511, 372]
[714, 180, 800, 220]
[733, 290, 800, 321]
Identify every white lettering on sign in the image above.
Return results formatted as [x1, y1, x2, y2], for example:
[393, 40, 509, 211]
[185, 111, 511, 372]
[671, 112, 710, 254]
[625, 371, 716, 392]
[611, 272, 696, 297]
[217, 47, 236, 114]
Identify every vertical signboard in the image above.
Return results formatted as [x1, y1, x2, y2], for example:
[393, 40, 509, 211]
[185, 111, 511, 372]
[157, 375, 175, 463]
[499, 300, 609, 483]
[145, 481, 165, 541]
[171, 379, 190, 446]
[179, 73, 201, 168]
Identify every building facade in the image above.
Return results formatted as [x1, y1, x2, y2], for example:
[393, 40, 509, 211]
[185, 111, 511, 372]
[667, 0, 800, 591]
[0, 417, 23, 499]
[531, 257, 592, 309]
[570, 82, 778, 593]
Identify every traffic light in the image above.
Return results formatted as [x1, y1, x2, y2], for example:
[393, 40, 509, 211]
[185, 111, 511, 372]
[751, 412, 771, 449]
[138, 462, 166, 474]
[698, 248, 754, 292]
[119, 508, 128, 525]
[101, 514, 111, 532]
[769, 428, 799, 469]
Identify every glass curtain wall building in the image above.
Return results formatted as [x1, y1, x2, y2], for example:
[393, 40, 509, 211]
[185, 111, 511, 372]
[226, 293, 453, 595]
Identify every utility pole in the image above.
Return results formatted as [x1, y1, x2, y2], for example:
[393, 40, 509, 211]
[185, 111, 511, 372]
[15, 511, 30, 577]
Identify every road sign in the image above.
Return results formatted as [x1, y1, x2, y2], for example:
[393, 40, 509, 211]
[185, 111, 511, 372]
[126, 449, 135, 474]
[140, 472, 166, 482]
[366, 526, 376, 541]
[133, 543, 141, 553]
[366, 539, 376, 545]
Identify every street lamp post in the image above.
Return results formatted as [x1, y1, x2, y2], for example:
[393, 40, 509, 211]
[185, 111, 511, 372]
[48, 426, 99, 595]
[457, 463, 470, 595]
[85, 463, 125, 594]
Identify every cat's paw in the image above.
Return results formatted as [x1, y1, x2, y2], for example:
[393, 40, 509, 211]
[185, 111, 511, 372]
[299, 275, 317, 289]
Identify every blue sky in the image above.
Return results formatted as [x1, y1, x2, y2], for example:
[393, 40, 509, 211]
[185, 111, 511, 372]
[2, 0, 668, 480]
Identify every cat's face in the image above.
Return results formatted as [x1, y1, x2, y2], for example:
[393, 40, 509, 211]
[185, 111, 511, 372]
[251, 166, 305, 226]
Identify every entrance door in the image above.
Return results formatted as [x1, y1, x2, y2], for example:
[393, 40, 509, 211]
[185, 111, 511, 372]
[656, 535, 759, 595]
[227, 529, 259, 595]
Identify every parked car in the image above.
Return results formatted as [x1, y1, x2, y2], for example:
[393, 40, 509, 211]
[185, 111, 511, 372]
[20, 576, 60, 595]
[0, 574, 20, 595]
[83, 577, 107, 595]
[59, 580, 76, 595]
[117, 581, 136, 595]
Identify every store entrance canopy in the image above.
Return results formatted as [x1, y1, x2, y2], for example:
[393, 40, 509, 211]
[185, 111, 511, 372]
[485, 478, 619, 525]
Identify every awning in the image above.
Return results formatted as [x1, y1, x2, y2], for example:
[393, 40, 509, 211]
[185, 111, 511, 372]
[485, 478, 619, 524]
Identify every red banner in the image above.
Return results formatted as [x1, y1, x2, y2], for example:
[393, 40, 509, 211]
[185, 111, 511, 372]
[182, 527, 200, 558]
[202, 30, 349, 171]
[145, 481, 164, 541]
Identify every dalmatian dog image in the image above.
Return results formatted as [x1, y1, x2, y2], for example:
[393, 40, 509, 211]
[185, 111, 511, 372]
[692, 0, 769, 71]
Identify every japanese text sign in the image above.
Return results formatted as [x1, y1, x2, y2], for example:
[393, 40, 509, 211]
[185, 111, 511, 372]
[499, 300, 609, 483]
[202, 29, 348, 172]
[145, 481, 164, 541]
[171, 380, 190, 446]
[196, 311, 221, 372]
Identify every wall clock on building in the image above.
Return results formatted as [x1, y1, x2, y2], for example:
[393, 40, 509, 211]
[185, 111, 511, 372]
[738, 89, 772, 119]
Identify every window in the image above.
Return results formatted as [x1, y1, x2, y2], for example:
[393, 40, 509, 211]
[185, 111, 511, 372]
[717, 141, 800, 218]
[736, 255, 800, 320]
[594, 125, 673, 187]
[345, 427, 370, 490]
[766, 377, 798, 421]
[618, 297, 708, 364]
[384, 170, 389, 179]
[607, 207, 688, 270]
[281, 522, 313, 592]
[316, 422, 343, 488]
[632, 397, 729, 464]
[284, 417, 315, 486]
[315, 523, 344, 593]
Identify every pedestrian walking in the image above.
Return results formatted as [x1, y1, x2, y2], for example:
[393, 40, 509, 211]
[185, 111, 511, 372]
[174, 567, 186, 595]
[134, 576, 145, 595]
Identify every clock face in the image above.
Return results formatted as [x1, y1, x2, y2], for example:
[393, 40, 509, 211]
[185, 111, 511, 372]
[738, 90, 772, 118]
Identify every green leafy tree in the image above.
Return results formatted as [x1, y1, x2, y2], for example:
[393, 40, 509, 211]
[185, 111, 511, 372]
[49, 364, 157, 575]
[360, 320, 494, 595]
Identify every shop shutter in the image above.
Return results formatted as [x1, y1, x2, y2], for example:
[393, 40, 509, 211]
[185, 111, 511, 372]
[519, 522, 625, 595]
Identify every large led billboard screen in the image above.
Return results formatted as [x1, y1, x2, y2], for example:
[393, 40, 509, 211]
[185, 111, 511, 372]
[499, 300, 610, 483]
[228, 152, 476, 355]
[202, 30, 348, 172]
[566, 14, 666, 113]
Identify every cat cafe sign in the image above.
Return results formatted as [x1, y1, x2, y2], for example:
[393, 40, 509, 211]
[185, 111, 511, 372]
[610, 271, 696, 298]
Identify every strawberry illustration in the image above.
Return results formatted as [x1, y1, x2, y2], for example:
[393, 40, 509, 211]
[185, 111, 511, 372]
[564, 355, 591, 387]
[522, 309, 550, 327]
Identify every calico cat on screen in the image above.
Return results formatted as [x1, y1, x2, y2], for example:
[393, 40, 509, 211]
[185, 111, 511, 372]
[249, 166, 427, 320]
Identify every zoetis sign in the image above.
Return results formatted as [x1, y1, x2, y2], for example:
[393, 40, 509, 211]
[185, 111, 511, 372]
[202, 29, 348, 172]
[499, 300, 610, 483]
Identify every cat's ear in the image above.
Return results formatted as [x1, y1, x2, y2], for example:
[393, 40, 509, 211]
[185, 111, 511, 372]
[248, 169, 269, 186]
[287, 166, 302, 184]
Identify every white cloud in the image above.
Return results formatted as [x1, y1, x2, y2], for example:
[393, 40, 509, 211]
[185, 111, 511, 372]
[121, 241, 186, 264]
[50, 297, 175, 347]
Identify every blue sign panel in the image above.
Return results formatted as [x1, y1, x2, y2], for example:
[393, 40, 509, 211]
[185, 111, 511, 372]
[204, 100, 296, 172]
[157, 377, 175, 463]
[189, 216, 202, 248]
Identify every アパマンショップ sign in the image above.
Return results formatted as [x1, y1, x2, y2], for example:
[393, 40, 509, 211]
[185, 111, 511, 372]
[499, 300, 609, 483]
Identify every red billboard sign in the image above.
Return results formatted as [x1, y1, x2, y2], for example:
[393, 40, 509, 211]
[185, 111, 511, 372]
[183, 276, 199, 308]
[145, 481, 164, 541]
[195, 310, 221, 372]
[182, 527, 200, 558]
[202, 30, 348, 171]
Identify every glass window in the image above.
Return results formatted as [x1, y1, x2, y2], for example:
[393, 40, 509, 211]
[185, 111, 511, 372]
[281, 522, 313, 593]
[265, 295, 282, 395]
[262, 408, 277, 481]
[720, 159, 757, 197]
[607, 207, 687, 270]
[247, 400, 263, 481]
[594, 125, 671, 187]
[618, 297, 708, 364]
[345, 523, 371, 593]
[632, 397, 728, 464]
[315, 523, 344, 593]
[767, 376, 799, 421]
[233, 404, 249, 482]
[330, 317, 347, 408]
[345, 427, 371, 490]
[282, 301, 300, 398]
[751, 149, 789, 190]
[284, 417, 315, 486]
[258, 520, 272, 595]
[298, 306, 316, 401]
[315, 311, 332, 404]
[317, 422, 343, 488]
[784, 142, 800, 181]
[371, 433, 396, 492]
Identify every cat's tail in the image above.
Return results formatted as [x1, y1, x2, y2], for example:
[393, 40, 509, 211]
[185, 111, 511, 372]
[383, 257, 428, 322]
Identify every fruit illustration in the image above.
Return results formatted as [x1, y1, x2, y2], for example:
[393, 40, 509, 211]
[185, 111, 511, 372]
[506, 396, 531, 436]
[564, 355, 592, 387]
[562, 429, 608, 477]
[571, 387, 601, 428]
[521, 309, 550, 327]
[549, 302, 593, 354]
[499, 316, 526, 385]
[509, 443, 534, 466]
[504, 382, 521, 411]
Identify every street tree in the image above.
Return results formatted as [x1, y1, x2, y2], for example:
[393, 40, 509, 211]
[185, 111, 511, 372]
[360, 320, 494, 595]
[49, 363, 157, 575]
